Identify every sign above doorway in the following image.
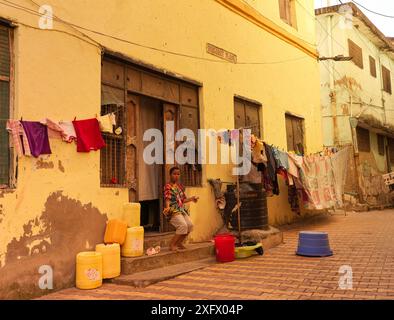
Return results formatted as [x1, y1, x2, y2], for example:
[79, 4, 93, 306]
[206, 43, 237, 63]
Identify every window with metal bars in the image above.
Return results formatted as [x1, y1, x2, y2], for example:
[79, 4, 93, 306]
[100, 103, 126, 187]
[0, 24, 11, 188]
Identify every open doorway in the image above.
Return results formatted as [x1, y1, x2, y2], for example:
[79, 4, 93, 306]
[138, 96, 162, 232]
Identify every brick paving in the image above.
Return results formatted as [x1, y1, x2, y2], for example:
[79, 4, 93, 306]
[38, 210, 394, 300]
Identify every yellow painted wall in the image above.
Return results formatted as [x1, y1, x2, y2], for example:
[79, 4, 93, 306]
[0, 0, 322, 297]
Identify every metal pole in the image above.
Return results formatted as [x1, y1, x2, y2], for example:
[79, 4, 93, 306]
[236, 174, 242, 244]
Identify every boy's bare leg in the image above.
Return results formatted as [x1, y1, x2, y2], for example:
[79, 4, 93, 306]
[177, 234, 188, 249]
[170, 234, 182, 252]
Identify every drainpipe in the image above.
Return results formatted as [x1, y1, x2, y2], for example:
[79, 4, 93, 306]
[326, 14, 338, 146]
[349, 97, 364, 203]
[377, 54, 386, 125]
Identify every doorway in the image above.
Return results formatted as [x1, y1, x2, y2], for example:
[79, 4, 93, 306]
[138, 96, 162, 232]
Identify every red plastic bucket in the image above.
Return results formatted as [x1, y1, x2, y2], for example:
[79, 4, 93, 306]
[214, 233, 235, 263]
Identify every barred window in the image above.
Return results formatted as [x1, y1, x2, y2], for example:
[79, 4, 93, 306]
[100, 102, 126, 187]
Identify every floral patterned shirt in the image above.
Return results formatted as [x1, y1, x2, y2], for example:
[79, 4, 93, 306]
[164, 183, 189, 217]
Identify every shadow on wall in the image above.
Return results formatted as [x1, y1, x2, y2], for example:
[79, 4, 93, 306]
[0, 192, 108, 300]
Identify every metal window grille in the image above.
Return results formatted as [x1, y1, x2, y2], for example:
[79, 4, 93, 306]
[100, 104, 126, 187]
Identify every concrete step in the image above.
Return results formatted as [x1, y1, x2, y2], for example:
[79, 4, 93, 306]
[120, 242, 215, 275]
[110, 257, 216, 288]
[144, 232, 174, 249]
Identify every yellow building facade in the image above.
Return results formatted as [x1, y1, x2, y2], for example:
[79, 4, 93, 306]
[0, 0, 322, 298]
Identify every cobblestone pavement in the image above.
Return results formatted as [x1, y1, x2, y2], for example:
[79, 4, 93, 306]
[39, 210, 394, 300]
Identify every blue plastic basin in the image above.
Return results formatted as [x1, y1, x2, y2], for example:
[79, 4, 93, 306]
[296, 231, 333, 257]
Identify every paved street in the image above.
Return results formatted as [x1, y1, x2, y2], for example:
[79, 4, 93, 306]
[39, 210, 394, 300]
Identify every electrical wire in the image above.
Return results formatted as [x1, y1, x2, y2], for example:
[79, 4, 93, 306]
[296, 0, 347, 52]
[0, 0, 312, 65]
[351, 0, 394, 19]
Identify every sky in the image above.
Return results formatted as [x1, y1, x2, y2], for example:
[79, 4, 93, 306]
[315, 0, 394, 37]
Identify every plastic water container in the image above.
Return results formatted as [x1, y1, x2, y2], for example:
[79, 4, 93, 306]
[214, 233, 235, 263]
[123, 203, 141, 228]
[122, 227, 144, 257]
[296, 231, 333, 257]
[104, 219, 128, 245]
[76, 251, 103, 290]
[95, 243, 121, 279]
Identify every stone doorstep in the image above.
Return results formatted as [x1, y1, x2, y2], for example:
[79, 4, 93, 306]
[120, 242, 215, 275]
[144, 232, 175, 249]
[109, 257, 217, 288]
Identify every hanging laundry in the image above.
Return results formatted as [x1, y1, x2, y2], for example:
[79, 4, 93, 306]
[217, 130, 230, 144]
[58, 121, 77, 143]
[330, 147, 350, 208]
[20, 121, 51, 158]
[287, 154, 300, 179]
[99, 113, 116, 133]
[40, 118, 66, 140]
[298, 154, 337, 210]
[251, 135, 268, 164]
[230, 129, 239, 141]
[72, 118, 106, 152]
[272, 147, 289, 170]
[6, 120, 31, 156]
[263, 143, 279, 195]
[288, 184, 300, 215]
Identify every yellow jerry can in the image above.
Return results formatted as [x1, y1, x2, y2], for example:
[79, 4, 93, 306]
[122, 227, 144, 257]
[95, 243, 121, 279]
[123, 203, 141, 228]
[76, 251, 103, 290]
[104, 219, 128, 245]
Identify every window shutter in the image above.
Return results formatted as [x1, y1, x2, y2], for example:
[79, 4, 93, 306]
[388, 138, 394, 164]
[369, 56, 376, 78]
[356, 127, 370, 152]
[0, 26, 10, 185]
[382, 66, 392, 94]
[348, 39, 363, 69]
[377, 134, 385, 156]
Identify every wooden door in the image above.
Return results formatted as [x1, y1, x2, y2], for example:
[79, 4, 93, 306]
[126, 94, 140, 202]
[161, 103, 178, 232]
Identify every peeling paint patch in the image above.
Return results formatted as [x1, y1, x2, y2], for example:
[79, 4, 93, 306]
[0, 192, 108, 299]
[341, 104, 350, 115]
[0, 189, 15, 199]
[58, 160, 65, 173]
[334, 76, 362, 92]
[35, 159, 54, 170]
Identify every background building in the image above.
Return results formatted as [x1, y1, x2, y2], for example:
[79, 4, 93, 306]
[316, 3, 394, 207]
